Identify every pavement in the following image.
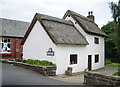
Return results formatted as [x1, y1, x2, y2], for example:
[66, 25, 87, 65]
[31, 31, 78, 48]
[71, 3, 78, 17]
[2, 62, 82, 85]
[50, 65, 118, 84]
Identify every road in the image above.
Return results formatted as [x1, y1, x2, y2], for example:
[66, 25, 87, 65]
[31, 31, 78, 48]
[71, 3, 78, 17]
[1, 62, 84, 86]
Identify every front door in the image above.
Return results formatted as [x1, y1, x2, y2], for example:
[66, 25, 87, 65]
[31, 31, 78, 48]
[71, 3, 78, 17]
[88, 55, 92, 71]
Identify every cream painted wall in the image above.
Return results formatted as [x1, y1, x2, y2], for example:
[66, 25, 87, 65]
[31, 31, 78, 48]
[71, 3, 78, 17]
[23, 21, 56, 63]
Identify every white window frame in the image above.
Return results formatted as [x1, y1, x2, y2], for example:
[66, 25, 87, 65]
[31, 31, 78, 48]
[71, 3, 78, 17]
[0, 38, 11, 54]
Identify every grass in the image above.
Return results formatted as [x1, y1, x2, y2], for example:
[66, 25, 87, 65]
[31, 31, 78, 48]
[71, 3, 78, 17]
[108, 63, 120, 66]
[22, 59, 55, 66]
[105, 59, 120, 66]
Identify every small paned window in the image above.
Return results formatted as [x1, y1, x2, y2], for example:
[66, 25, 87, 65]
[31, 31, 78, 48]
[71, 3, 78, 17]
[1, 38, 11, 53]
[70, 54, 77, 64]
[94, 37, 99, 44]
[95, 54, 99, 63]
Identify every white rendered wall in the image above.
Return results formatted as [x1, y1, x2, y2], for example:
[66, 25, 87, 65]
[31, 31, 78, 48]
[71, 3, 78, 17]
[23, 16, 105, 75]
[86, 34, 105, 70]
[65, 16, 105, 70]
[23, 20, 88, 75]
[23, 21, 56, 63]
[55, 44, 87, 75]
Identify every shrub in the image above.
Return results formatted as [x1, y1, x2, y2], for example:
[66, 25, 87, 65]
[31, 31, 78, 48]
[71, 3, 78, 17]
[23, 59, 55, 66]
[105, 59, 112, 65]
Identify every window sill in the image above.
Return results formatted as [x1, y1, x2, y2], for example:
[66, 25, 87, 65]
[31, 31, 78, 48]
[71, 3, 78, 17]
[0, 53, 11, 57]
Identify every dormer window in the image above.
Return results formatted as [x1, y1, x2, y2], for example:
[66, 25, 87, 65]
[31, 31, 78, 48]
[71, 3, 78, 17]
[94, 37, 99, 44]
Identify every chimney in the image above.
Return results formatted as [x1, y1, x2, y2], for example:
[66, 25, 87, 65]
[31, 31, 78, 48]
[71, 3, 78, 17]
[87, 11, 94, 22]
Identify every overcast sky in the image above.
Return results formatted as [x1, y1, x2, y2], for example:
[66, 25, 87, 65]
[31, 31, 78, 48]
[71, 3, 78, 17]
[0, 0, 118, 28]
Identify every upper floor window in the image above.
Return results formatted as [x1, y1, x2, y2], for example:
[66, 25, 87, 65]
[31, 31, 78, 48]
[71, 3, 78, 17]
[70, 54, 77, 64]
[95, 54, 99, 63]
[94, 37, 99, 44]
[0, 38, 11, 53]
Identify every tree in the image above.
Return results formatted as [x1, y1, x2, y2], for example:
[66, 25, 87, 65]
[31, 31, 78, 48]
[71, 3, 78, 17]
[110, 0, 120, 63]
[101, 21, 118, 62]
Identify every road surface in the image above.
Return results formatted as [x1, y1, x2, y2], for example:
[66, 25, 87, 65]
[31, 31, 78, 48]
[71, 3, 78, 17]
[2, 62, 84, 86]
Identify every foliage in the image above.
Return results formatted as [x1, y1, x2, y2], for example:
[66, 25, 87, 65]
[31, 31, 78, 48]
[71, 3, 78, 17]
[22, 59, 55, 66]
[113, 67, 120, 76]
[105, 59, 112, 65]
[105, 59, 120, 65]
[110, 0, 120, 63]
[101, 21, 118, 62]
[110, 63, 120, 65]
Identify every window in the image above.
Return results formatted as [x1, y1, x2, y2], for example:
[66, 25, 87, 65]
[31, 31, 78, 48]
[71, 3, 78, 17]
[70, 54, 77, 64]
[94, 37, 99, 44]
[0, 38, 11, 53]
[95, 54, 99, 63]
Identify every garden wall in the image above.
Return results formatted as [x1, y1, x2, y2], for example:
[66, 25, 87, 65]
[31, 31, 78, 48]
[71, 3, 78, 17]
[2, 60, 56, 76]
[84, 71, 120, 86]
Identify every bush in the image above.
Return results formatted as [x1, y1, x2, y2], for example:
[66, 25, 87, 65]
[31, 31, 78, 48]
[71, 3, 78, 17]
[113, 67, 120, 76]
[23, 59, 55, 66]
[105, 59, 112, 65]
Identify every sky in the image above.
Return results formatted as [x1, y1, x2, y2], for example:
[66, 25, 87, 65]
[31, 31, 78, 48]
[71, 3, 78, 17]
[0, 0, 118, 28]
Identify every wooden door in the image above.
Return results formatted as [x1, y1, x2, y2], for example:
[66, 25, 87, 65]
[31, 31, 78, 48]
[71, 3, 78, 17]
[88, 55, 92, 71]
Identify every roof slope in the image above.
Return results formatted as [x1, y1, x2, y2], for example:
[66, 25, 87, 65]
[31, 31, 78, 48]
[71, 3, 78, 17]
[63, 10, 107, 36]
[0, 18, 30, 38]
[22, 13, 88, 45]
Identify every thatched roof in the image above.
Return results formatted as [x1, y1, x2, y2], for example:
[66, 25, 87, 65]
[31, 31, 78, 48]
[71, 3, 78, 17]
[63, 10, 107, 36]
[22, 13, 88, 45]
[0, 18, 30, 38]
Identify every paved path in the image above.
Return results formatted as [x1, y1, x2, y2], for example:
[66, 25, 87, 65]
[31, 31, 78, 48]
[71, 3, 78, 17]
[2, 62, 83, 85]
[50, 65, 118, 84]
[91, 65, 118, 75]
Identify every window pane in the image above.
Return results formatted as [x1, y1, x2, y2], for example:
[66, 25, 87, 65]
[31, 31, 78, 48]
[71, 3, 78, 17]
[94, 37, 99, 44]
[4, 39, 7, 42]
[8, 39, 10, 42]
[95, 55, 99, 63]
[70, 54, 77, 64]
[2, 43, 3, 48]
[8, 44, 10, 48]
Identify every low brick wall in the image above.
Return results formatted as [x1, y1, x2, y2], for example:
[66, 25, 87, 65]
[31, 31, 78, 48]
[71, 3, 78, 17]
[84, 71, 120, 86]
[2, 60, 56, 76]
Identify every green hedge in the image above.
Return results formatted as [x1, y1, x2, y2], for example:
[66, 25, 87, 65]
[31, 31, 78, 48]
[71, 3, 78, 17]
[22, 59, 55, 66]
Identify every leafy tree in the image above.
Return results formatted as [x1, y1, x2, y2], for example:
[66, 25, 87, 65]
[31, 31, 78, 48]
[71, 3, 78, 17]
[101, 21, 118, 62]
[110, 0, 120, 63]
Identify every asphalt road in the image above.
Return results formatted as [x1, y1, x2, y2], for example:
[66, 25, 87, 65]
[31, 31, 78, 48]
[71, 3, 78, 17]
[1, 62, 83, 86]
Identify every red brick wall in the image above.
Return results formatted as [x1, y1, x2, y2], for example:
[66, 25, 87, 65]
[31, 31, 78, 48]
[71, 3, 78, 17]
[1, 37, 23, 59]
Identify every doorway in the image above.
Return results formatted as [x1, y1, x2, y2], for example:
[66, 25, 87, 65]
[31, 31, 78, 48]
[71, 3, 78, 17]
[88, 55, 92, 71]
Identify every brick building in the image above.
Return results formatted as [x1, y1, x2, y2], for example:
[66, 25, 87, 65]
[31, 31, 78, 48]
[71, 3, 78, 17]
[0, 18, 30, 59]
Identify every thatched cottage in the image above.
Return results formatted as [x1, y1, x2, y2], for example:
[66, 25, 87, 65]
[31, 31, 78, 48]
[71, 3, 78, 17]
[0, 18, 30, 59]
[21, 10, 107, 75]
